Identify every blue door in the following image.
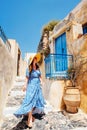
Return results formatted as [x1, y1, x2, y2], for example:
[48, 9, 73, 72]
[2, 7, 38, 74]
[55, 33, 67, 71]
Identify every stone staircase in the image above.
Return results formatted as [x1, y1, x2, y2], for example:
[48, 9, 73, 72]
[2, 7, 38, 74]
[0, 76, 26, 130]
[1, 76, 87, 130]
[3, 76, 26, 117]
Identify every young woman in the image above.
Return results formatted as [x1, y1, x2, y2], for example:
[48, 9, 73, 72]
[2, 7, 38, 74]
[14, 53, 46, 128]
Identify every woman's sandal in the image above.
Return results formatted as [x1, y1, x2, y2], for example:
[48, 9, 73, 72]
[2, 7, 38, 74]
[26, 121, 32, 129]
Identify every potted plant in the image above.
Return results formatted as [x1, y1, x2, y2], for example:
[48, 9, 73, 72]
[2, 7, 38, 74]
[63, 49, 87, 113]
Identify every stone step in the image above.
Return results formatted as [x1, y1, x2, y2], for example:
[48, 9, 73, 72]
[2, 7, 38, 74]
[14, 81, 25, 87]
[15, 76, 25, 82]
[3, 106, 19, 117]
[10, 90, 25, 97]
[72, 127, 87, 130]
[6, 90, 25, 107]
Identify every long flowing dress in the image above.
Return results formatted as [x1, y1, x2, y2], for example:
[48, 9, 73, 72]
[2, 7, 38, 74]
[14, 68, 46, 117]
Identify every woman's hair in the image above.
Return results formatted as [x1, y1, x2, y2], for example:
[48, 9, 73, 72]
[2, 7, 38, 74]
[28, 60, 39, 75]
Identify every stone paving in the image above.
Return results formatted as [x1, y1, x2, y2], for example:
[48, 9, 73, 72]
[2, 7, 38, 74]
[1, 76, 87, 130]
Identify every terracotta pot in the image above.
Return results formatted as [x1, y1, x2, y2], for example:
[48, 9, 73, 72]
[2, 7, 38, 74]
[63, 87, 80, 113]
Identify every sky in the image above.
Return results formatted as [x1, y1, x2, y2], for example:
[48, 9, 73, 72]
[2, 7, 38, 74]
[0, 0, 81, 58]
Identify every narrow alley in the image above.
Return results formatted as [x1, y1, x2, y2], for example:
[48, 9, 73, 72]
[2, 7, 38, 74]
[0, 0, 87, 130]
[1, 76, 87, 130]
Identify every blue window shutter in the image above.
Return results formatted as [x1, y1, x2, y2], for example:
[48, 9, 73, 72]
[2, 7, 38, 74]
[55, 36, 62, 54]
[55, 33, 67, 71]
[62, 33, 67, 54]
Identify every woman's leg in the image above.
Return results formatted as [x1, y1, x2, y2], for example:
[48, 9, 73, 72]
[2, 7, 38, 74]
[27, 111, 32, 127]
[32, 107, 35, 122]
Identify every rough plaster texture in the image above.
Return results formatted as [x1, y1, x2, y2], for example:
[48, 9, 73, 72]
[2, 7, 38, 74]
[19, 56, 27, 76]
[0, 38, 16, 123]
[48, 80, 65, 111]
[9, 39, 19, 76]
[9, 39, 27, 76]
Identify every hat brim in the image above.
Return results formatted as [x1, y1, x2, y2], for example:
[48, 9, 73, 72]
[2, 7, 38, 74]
[34, 53, 41, 63]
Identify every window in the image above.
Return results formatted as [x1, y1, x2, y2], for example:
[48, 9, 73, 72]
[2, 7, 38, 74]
[83, 24, 87, 34]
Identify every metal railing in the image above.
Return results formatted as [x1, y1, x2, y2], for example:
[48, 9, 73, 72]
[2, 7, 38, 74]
[0, 26, 11, 51]
[44, 54, 73, 79]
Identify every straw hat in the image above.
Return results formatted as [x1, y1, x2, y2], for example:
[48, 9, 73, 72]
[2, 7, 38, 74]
[28, 53, 41, 66]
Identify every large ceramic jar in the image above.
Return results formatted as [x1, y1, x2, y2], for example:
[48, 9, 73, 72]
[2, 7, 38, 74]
[63, 87, 80, 113]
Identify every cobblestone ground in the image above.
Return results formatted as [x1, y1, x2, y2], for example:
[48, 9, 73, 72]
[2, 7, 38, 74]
[1, 76, 87, 130]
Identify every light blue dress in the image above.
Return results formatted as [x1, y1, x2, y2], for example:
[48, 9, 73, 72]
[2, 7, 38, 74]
[14, 68, 46, 117]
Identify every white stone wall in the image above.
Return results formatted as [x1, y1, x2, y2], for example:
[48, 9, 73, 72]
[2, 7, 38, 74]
[9, 39, 19, 76]
[19, 56, 27, 76]
[0, 38, 16, 123]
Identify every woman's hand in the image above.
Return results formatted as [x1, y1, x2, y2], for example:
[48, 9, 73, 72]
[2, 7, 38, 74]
[22, 85, 27, 92]
[40, 76, 44, 86]
[40, 80, 43, 86]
